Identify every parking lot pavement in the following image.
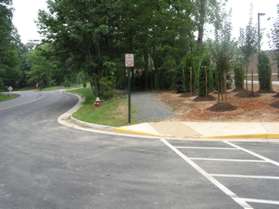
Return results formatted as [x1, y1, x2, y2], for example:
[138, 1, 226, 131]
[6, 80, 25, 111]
[162, 139, 279, 209]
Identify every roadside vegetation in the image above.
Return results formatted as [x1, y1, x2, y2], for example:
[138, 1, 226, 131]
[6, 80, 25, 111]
[1, 0, 279, 123]
[0, 93, 17, 102]
[69, 88, 133, 126]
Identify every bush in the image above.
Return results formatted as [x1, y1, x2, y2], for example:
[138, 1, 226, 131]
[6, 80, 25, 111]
[258, 52, 272, 92]
[99, 77, 114, 99]
[234, 63, 244, 90]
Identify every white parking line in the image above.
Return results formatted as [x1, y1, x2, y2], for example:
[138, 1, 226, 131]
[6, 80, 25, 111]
[225, 141, 279, 167]
[190, 158, 267, 163]
[175, 146, 237, 150]
[161, 138, 254, 209]
[211, 174, 279, 180]
[236, 198, 279, 205]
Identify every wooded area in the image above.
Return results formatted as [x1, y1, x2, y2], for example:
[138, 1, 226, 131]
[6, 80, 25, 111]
[1, 0, 279, 106]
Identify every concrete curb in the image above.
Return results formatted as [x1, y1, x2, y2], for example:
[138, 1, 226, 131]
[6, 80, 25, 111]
[113, 127, 160, 137]
[57, 91, 279, 141]
[58, 92, 111, 130]
[57, 91, 162, 140]
[209, 134, 279, 139]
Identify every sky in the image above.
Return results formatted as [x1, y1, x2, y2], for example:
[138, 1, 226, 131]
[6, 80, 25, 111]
[12, 0, 47, 43]
[12, 0, 279, 49]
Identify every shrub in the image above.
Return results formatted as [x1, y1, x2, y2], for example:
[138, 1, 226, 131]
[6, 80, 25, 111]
[258, 52, 272, 92]
[99, 77, 114, 99]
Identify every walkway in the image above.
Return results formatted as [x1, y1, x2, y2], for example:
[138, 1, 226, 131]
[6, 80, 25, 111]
[131, 92, 174, 122]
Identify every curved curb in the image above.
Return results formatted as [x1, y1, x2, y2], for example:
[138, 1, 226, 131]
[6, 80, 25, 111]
[57, 91, 279, 142]
[57, 92, 161, 140]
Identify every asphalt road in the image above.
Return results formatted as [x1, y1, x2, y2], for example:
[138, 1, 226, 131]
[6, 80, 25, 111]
[0, 91, 279, 209]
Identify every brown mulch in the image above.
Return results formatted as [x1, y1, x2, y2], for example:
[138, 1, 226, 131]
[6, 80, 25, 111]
[179, 92, 195, 98]
[159, 86, 279, 122]
[271, 101, 279, 109]
[235, 90, 261, 98]
[193, 95, 216, 102]
[207, 102, 237, 112]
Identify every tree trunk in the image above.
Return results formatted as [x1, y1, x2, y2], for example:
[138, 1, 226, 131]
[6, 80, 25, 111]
[197, 0, 208, 45]
[205, 66, 208, 96]
[144, 51, 149, 90]
[251, 69, 254, 96]
[90, 74, 101, 98]
[190, 67, 193, 95]
[245, 64, 248, 90]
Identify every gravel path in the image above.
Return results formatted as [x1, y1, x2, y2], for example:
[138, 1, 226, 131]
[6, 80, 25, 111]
[131, 92, 174, 122]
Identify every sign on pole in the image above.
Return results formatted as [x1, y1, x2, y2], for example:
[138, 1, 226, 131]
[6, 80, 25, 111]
[125, 54, 134, 68]
[125, 54, 134, 124]
[8, 86, 13, 92]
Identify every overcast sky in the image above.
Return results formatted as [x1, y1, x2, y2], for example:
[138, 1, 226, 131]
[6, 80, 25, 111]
[12, 0, 278, 49]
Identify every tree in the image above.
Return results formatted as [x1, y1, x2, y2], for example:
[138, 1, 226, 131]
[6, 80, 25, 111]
[234, 61, 244, 90]
[196, 0, 208, 45]
[38, 0, 121, 98]
[191, 0, 224, 97]
[271, 5, 279, 50]
[27, 44, 60, 88]
[258, 52, 272, 92]
[239, 5, 257, 94]
[39, 0, 195, 96]
[211, 8, 234, 103]
[0, 0, 21, 89]
[198, 50, 214, 97]
[271, 4, 279, 78]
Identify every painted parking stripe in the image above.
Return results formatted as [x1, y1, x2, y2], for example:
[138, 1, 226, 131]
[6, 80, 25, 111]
[225, 141, 279, 167]
[161, 139, 254, 209]
[236, 198, 279, 205]
[190, 158, 267, 163]
[211, 174, 279, 180]
[175, 146, 237, 150]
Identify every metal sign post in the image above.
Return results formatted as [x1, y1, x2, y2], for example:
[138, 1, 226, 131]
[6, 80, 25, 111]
[8, 86, 13, 96]
[125, 54, 134, 124]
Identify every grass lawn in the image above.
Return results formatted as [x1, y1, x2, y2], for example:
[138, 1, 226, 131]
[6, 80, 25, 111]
[0, 93, 17, 102]
[68, 88, 134, 127]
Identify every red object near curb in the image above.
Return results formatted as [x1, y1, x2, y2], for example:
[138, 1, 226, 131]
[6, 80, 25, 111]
[95, 97, 102, 107]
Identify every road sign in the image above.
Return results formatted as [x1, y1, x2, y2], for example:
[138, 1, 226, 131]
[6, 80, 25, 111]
[125, 54, 134, 68]
[125, 53, 134, 124]
[8, 86, 13, 92]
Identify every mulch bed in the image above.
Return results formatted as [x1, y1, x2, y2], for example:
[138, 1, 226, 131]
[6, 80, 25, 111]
[271, 100, 279, 109]
[207, 102, 238, 112]
[179, 92, 195, 98]
[235, 90, 261, 98]
[272, 93, 279, 98]
[193, 95, 216, 102]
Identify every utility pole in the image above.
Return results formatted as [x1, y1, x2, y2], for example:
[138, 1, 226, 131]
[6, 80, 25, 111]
[258, 12, 266, 52]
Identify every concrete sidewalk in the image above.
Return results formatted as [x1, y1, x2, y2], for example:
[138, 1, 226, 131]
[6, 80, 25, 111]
[115, 121, 279, 139]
